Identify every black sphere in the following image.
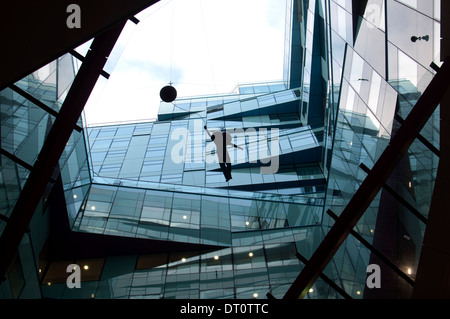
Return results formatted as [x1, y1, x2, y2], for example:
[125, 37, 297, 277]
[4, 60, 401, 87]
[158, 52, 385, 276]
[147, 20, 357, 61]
[160, 85, 177, 103]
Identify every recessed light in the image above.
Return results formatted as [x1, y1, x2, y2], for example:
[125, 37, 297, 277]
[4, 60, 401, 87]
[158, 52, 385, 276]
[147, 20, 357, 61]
[356, 291, 361, 295]
[309, 288, 314, 293]
[73, 194, 77, 199]
[245, 221, 250, 226]
[214, 255, 219, 260]
[91, 206, 96, 210]
[84, 265, 89, 270]
[183, 215, 187, 220]
[181, 258, 186, 262]
[253, 293, 258, 298]
[407, 268, 412, 275]
[249, 252, 254, 257]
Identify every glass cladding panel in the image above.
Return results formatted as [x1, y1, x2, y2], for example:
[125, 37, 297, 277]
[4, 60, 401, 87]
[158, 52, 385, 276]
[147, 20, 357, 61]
[133, 123, 153, 135]
[223, 101, 240, 117]
[354, 14, 386, 76]
[57, 54, 76, 101]
[396, 0, 417, 8]
[367, 71, 382, 115]
[331, 30, 346, 67]
[331, 2, 347, 41]
[14, 60, 59, 111]
[364, 0, 386, 31]
[110, 188, 145, 220]
[116, 125, 135, 137]
[265, 242, 301, 285]
[0, 155, 27, 219]
[93, 139, 112, 149]
[171, 193, 201, 229]
[257, 201, 288, 229]
[97, 127, 117, 138]
[119, 135, 150, 178]
[1, 88, 52, 164]
[201, 196, 231, 245]
[387, 0, 436, 71]
[140, 190, 172, 225]
[240, 98, 258, 113]
[406, 139, 439, 218]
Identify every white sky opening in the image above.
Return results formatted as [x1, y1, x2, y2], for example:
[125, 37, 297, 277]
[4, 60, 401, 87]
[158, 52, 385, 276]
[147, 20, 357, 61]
[82, 0, 287, 126]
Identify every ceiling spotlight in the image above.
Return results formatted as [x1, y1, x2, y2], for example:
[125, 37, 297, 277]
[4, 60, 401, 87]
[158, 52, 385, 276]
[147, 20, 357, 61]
[214, 255, 219, 260]
[83, 265, 89, 270]
[248, 252, 254, 257]
[253, 293, 259, 298]
[181, 258, 186, 263]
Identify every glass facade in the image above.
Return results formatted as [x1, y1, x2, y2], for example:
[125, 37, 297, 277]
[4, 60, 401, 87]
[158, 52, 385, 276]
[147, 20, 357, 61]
[0, 0, 444, 300]
[41, 80, 326, 299]
[0, 53, 89, 298]
[317, 0, 441, 298]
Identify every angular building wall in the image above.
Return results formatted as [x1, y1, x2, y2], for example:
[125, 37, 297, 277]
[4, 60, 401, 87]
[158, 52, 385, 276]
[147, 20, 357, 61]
[39, 81, 328, 299]
[313, 0, 441, 298]
[0, 53, 86, 298]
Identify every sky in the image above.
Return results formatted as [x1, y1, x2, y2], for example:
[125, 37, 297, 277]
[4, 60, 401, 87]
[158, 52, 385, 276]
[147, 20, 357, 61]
[82, 0, 287, 126]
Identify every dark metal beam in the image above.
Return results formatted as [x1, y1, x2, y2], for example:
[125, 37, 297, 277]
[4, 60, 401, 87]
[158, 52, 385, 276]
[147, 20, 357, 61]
[69, 50, 110, 80]
[0, 21, 126, 282]
[413, 40, 450, 297]
[283, 57, 450, 299]
[0, 0, 159, 91]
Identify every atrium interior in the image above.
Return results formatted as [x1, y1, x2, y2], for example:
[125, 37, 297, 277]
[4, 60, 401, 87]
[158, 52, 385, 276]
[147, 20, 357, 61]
[0, 0, 449, 299]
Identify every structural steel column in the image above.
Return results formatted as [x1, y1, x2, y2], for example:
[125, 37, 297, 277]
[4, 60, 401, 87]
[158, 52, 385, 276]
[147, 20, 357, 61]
[0, 21, 126, 281]
[283, 57, 450, 299]
[412, 85, 450, 298]
[412, 0, 450, 299]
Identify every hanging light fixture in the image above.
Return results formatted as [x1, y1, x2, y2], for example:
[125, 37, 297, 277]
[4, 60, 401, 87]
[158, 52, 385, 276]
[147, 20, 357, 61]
[160, 84, 177, 103]
[410, 35, 429, 42]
